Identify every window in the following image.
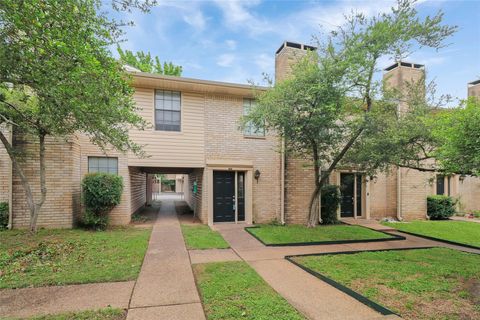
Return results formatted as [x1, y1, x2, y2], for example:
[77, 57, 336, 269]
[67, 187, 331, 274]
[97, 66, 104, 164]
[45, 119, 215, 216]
[243, 98, 265, 137]
[155, 90, 181, 131]
[436, 175, 452, 196]
[88, 157, 118, 174]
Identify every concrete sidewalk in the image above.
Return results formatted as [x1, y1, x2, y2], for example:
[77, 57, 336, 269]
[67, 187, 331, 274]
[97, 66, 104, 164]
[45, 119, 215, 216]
[127, 201, 205, 320]
[214, 222, 480, 320]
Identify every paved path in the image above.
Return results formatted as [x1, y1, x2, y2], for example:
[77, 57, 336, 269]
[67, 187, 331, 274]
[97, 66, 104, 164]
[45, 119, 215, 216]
[0, 281, 134, 318]
[127, 201, 205, 320]
[214, 222, 480, 320]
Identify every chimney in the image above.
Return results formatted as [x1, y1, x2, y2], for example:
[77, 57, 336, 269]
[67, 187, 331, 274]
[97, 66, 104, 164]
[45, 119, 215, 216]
[275, 41, 316, 83]
[383, 61, 425, 112]
[468, 80, 480, 98]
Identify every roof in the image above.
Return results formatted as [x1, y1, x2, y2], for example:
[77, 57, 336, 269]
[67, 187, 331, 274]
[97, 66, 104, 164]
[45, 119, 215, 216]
[129, 71, 267, 97]
[468, 79, 480, 86]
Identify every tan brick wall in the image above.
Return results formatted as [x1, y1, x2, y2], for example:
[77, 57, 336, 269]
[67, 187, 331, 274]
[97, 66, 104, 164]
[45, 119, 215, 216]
[369, 169, 398, 219]
[468, 83, 480, 98]
[188, 168, 206, 222]
[456, 175, 480, 213]
[398, 168, 434, 220]
[129, 167, 146, 214]
[0, 125, 11, 204]
[204, 94, 282, 224]
[11, 132, 76, 228]
[284, 157, 314, 224]
[77, 134, 131, 225]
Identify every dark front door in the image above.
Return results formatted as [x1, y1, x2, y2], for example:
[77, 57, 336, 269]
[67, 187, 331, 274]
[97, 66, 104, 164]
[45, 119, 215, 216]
[213, 171, 235, 222]
[340, 173, 355, 217]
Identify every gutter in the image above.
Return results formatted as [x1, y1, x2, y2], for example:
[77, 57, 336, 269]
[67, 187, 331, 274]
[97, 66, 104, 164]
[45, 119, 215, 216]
[7, 125, 13, 229]
[396, 167, 402, 221]
[280, 137, 285, 225]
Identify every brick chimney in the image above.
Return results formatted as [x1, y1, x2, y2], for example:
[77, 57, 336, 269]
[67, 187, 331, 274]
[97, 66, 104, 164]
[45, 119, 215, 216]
[383, 61, 425, 112]
[275, 41, 316, 83]
[468, 80, 480, 98]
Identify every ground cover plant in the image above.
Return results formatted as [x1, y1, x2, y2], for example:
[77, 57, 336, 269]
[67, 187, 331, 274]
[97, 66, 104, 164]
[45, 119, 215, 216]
[246, 224, 394, 245]
[181, 224, 229, 250]
[293, 248, 480, 320]
[193, 261, 304, 320]
[0, 227, 150, 289]
[383, 220, 480, 248]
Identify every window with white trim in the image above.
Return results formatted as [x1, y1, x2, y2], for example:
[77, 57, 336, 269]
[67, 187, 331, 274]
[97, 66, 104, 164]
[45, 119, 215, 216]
[155, 90, 181, 131]
[88, 157, 118, 174]
[243, 98, 265, 137]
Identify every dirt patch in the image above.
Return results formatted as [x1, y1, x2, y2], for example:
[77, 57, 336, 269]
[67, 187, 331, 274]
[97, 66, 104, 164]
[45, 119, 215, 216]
[460, 278, 480, 305]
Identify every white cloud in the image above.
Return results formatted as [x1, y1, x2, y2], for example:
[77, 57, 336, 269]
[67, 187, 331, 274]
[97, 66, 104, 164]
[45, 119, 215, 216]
[254, 53, 273, 71]
[183, 11, 207, 31]
[225, 39, 237, 50]
[217, 53, 236, 67]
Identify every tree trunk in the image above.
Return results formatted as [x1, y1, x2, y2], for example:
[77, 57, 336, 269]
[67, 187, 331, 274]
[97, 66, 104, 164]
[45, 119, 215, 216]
[0, 129, 47, 233]
[30, 133, 47, 232]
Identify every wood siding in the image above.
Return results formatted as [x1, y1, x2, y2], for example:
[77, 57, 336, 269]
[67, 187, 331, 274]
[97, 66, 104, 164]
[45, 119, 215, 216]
[129, 167, 146, 214]
[128, 88, 205, 168]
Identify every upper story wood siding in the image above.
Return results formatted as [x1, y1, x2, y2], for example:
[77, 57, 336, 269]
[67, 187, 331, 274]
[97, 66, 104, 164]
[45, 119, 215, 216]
[128, 87, 206, 168]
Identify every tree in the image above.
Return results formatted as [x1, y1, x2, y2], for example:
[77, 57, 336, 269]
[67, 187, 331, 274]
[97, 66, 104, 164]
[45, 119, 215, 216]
[0, 0, 148, 232]
[432, 97, 480, 176]
[244, 0, 456, 227]
[117, 47, 183, 76]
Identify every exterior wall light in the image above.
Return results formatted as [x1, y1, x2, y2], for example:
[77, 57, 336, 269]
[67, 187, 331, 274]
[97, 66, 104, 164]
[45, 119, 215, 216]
[254, 169, 261, 183]
[459, 174, 466, 183]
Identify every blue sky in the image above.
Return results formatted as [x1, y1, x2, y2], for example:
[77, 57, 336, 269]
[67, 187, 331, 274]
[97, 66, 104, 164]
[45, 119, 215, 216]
[111, 0, 480, 102]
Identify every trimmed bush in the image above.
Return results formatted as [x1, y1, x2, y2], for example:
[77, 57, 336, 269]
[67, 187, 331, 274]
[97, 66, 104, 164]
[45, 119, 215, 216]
[321, 185, 341, 225]
[0, 202, 8, 230]
[427, 195, 456, 220]
[82, 173, 123, 230]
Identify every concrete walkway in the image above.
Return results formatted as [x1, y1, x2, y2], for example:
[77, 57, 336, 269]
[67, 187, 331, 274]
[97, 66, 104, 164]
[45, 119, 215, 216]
[213, 222, 480, 320]
[127, 201, 205, 320]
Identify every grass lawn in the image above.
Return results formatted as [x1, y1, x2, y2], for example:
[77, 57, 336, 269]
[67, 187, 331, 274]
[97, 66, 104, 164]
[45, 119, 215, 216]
[193, 261, 304, 320]
[293, 248, 480, 320]
[6, 308, 126, 320]
[180, 224, 229, 250]
[383, 220, 480, 248]
[0, 227, 151, 289]
[246, 224, 394, 245]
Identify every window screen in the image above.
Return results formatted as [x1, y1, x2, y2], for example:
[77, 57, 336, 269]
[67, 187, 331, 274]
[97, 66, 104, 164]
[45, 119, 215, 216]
[155, 90, 181, 131]
[88, 157, 118, 174]
[243, 98, 265, 137]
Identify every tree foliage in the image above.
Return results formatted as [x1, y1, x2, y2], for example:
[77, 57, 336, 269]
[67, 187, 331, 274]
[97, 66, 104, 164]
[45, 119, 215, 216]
[0, 0, 148, 231]
[117, 47, 183, 76]
[244, 0, 456, 227]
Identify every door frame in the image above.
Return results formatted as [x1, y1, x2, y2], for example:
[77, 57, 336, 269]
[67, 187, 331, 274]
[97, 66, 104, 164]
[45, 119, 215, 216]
[335, 170, 370, 220]
[206, 160, 253, 226]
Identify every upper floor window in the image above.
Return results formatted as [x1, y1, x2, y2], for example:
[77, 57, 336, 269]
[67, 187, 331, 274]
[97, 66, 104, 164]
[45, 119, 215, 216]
[155, 90, 181, 131]
[88, 157, 118, 174]
[243, 98, 265, 137]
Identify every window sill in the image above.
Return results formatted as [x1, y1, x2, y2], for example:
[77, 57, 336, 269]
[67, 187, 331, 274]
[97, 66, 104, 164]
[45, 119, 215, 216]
[243, 135, 266, 140]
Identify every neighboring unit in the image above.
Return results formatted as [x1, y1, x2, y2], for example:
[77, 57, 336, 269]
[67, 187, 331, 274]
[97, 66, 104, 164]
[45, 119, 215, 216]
[1, 41, 479, 228]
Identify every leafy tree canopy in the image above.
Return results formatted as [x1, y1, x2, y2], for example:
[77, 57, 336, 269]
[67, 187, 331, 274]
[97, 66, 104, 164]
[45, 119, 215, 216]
[117, 47, 183, 76]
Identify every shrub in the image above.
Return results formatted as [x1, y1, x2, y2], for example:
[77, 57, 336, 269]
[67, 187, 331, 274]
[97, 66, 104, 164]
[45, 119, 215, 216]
[0, 202, 8, 230]
[427, 195, 456, 220]
[321, 185, 341, 225]
[82, 173, 123, 230]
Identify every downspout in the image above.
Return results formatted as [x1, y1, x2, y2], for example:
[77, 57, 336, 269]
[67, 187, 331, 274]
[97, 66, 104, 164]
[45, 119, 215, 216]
[396, 167, 402, 221]
[280, 137, 285, 225]
[7, 125, 13, 229]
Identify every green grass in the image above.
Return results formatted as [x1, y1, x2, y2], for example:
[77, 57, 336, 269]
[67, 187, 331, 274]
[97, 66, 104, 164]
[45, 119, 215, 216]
[383, 220, 480, 248]
[0, 227, 151, 289]
[293, 248, 480, 320]
[246, 224, 394, 245]
[5, 308, 126, 320]
[181, 224, 229, 249]
[193, 261, 305, 320]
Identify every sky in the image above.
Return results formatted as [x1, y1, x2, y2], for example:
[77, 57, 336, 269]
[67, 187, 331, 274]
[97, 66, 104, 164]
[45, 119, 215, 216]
[110, 0, 480, 103]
